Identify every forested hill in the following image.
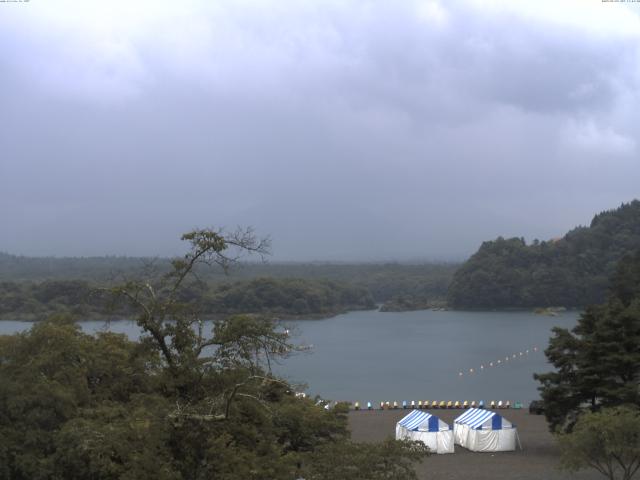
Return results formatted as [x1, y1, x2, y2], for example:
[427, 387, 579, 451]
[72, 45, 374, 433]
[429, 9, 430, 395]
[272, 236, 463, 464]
[448, 200, 640, 309]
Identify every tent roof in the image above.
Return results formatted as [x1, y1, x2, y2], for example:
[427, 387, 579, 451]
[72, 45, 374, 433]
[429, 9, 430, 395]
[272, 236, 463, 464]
[454, 408, 512, 430]
[398, 410, 446, 432]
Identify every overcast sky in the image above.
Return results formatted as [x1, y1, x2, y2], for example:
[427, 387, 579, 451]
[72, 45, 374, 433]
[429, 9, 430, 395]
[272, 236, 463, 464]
[1, 0, 639, 261]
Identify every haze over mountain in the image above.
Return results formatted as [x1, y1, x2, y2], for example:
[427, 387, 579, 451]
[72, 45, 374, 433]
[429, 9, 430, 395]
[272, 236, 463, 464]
[1, 1, 639, 261]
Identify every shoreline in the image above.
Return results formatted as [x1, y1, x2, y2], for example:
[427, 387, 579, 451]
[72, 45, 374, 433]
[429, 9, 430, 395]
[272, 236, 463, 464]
[0, 305, 586, 323]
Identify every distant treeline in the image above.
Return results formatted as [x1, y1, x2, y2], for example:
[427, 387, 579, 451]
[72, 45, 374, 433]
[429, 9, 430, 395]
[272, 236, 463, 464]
[0, 277, 379, 321]
[448, 200, 640, 309]
[203, 277, 376, 317]
[0, 254, 164, 282]
[0, 254, 459, 317]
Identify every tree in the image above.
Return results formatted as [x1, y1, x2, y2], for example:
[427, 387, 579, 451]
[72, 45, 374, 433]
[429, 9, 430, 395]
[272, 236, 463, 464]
[535, 251, 640, 431]
[559, 406, 640, 480]
[112, 227, 272, 381]
[0, 228, 429, 479]
[0, 314, 163, 480]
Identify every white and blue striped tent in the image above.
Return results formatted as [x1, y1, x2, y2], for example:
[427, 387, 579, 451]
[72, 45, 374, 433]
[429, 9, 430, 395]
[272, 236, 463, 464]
[395, 410, 454, 454]
[453, 408, 519, 452]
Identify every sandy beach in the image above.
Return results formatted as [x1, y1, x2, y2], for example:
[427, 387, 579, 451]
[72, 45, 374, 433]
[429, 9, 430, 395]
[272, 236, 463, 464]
[348, 408, 601, 480]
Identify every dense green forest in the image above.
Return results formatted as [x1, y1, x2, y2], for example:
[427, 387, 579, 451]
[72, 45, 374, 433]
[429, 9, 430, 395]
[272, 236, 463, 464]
[0, 229, 427, 479]
[0, 277, 376, 321]
[448, 200, 640, 309]
[5, 200, 640, 314]
[0, 254, 457, 318]
[534, 249, 640, 477]
[0, 253, 457, 291]
[535, 249, 640, 432]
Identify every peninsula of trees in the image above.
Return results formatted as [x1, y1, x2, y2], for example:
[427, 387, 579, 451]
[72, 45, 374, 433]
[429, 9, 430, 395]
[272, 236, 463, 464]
[0, 277, 375, 321]
[448, 200, 640, 309]
[0, 255, 456, 320]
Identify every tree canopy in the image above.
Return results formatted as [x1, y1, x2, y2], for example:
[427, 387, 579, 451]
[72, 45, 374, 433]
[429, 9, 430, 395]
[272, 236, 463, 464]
[558, 406, 640, 480]
[0, 277, 375, 321]
[0, 250, 457, 317]
[0, 228, 428, 479]
[448, 200, 640, 309]
[534, 250, 640, 432]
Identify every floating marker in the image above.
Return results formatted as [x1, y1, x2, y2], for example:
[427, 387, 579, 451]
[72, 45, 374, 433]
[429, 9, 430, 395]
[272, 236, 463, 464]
[457, 344, 545, 380]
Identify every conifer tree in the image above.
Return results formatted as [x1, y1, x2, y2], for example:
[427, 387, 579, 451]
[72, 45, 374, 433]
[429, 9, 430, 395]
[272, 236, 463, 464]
[535, 251, 640, 431]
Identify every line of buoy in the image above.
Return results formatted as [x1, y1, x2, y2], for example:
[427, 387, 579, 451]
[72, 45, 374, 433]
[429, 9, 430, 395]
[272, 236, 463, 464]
[353, 399, 523, 410]
[457, 346, 539, 377]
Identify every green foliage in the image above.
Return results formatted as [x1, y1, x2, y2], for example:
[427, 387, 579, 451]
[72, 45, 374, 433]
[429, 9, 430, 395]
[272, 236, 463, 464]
[535, 251, 640, 432]
[0, 315, 161, 479]
[0, 277, 375, 321]
[0, 280, 108, 321]
[449, 200, 640, 308]
[351, 263, 455, 305]
[0, 253, 167, 282]
[379, 294, 447, 312]
[0, 229, 428, 479]
[558, 406, 640, 480]
[0, 252, 458, 316]
[204, 277, 375, 317]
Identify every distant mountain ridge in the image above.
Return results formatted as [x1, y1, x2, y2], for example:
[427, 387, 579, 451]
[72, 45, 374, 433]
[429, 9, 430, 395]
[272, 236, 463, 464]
[447, 200, 640, 309]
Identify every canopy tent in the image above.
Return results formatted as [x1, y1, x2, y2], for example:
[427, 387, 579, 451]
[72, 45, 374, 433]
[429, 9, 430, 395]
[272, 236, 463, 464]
[395, 410, 454, 454]
[453, 408, 519, 452]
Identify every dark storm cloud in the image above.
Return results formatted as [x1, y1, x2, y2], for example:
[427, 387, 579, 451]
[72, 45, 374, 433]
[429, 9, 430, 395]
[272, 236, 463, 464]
[1, 0, 639, 260]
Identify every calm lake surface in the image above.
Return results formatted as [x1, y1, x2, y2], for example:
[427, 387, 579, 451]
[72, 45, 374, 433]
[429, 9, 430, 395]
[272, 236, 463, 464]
[0, 309, 579, 404]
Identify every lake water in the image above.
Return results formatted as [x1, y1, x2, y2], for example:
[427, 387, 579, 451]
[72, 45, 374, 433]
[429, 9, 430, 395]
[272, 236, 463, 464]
[0, 309, 579, 405]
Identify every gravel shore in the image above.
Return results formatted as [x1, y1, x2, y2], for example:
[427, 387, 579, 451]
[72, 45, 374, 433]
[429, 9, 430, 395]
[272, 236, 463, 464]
[348, 408, 601, 480]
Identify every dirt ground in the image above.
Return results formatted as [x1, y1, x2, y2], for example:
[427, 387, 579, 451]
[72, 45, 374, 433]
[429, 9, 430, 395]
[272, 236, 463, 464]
[348, 408, 601, 480]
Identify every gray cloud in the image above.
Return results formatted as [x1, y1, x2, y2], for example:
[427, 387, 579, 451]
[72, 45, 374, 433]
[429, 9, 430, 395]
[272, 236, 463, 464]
[1, 0, 639, 260]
